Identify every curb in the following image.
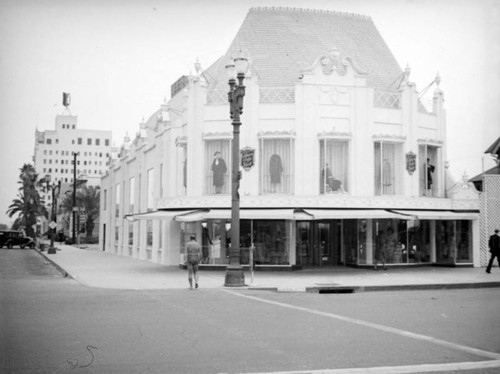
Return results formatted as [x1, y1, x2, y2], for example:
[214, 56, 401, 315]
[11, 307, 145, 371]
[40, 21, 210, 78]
[35, 248, 72, 279]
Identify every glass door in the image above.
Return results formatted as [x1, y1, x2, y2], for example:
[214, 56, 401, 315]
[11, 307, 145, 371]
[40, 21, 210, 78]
[296, 221, 338, 266]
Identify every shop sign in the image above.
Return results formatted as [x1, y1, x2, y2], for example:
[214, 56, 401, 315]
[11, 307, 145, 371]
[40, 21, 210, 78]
[240, 147, 255, 171]
[406, 151, 416, 175]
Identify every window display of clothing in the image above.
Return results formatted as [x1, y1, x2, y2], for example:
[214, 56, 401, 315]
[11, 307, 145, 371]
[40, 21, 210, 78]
[269, 154, 283, 184]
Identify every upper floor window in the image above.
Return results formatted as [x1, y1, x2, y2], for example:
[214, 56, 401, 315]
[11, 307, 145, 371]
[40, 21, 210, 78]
[129, 177, 135, 214]
[260, 138, 294, 194]
[147, 168, 154, 212]
[47, 139, 52, 145]
[419, 145, 439, 197]
[374, 141, 403, 195]
[96, 139, 100, 146]
[115, 183, 120, 218]
[78, 138, 82, 145]
[87, 138, 92, 145]
[320, 139, 349, 194]
[205, 140, 231, 195]
[105, 139, 110, 146]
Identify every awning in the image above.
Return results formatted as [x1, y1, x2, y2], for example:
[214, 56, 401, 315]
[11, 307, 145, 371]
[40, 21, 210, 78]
[124, 210, 198, 222]
[174, 209, 311, 222]
[392, 210, 479, 220]
[304, 209, 411, 220]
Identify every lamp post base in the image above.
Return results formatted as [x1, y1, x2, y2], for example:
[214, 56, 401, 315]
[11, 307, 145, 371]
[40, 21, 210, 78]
[224, 266, 246, 287]
[47, 246, 56, 254]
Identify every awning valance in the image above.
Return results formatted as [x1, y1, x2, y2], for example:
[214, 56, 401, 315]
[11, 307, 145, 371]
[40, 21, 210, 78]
[392, 210, 479, 220]
[124, 210, 197, 222]
[304, 209, 411, 220]
[174, 209, 311, 222]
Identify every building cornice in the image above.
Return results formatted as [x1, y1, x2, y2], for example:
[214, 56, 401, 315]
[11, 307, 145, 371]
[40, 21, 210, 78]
[157, 195, 479, 211]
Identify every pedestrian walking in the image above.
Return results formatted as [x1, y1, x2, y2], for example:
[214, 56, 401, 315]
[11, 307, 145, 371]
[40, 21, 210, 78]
[186, 235, 202, 289]
[486, 229, 500, 274]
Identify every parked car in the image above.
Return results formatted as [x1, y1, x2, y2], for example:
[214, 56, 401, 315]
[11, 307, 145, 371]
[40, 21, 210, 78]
[0, 230, 36, 249]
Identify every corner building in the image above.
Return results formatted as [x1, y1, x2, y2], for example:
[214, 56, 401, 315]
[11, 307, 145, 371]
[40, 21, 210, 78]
[100, 7, 480, 269]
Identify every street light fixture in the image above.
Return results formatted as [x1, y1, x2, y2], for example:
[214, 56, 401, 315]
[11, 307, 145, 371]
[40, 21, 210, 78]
[45, 176, 61, 254]
[224, 55, 249, 287]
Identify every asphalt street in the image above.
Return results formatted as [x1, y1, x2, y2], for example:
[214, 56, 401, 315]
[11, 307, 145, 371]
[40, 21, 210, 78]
[1, 249, 500, 374]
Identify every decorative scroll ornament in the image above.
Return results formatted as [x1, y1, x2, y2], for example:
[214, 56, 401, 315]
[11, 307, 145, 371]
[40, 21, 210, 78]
[240, 147, 255, 172]
[406, 151, 416, 175]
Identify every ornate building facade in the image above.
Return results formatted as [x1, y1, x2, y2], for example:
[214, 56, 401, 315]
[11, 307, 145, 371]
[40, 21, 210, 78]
[100, 7, 480, 269]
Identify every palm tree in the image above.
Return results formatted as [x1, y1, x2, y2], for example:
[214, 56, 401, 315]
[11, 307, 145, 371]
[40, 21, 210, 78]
[6, 164, 47, 239]
[60, 185, 100, 238]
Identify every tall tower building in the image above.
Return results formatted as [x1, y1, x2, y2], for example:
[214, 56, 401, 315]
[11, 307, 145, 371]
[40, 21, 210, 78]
[33, 94, 113, 206]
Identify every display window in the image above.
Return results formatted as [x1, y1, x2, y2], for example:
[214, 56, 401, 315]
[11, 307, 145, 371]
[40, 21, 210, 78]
[205, 140, 231, 195]
[319, 139, 349, 194]
[259, 138, 294, 194]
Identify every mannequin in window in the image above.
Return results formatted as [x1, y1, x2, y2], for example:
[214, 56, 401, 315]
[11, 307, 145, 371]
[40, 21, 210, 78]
[211, 151, 227, 194]
[269, 154, 283, 191]
[321, 163, 343, 193]
[426, 158, 435, 191]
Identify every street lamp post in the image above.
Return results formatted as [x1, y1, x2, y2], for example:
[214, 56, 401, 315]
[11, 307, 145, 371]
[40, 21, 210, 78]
[46, 177, 61, 254]
[224, 56, 249, 287]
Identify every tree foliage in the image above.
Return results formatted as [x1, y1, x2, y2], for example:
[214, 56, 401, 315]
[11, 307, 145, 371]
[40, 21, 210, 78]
[6, 164, 47, 239]
[60, 185, 100, 237]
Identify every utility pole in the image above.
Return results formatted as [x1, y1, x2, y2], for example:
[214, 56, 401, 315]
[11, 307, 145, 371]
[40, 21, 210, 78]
[72, 152, 79, 243]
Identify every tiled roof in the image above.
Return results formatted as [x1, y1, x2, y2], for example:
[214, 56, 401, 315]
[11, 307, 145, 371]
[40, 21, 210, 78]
[206, 7, 403, 92]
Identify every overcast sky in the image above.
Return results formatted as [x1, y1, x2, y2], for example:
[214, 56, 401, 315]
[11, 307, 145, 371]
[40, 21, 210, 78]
[0, 0, 499, 226]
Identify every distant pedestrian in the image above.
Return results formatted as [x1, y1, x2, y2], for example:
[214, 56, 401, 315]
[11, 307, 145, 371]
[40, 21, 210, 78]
[186, 235, 202, 289]
[486, 229, 500, 274]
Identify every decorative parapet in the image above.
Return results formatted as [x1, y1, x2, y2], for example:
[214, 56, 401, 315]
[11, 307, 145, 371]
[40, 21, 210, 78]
[257, 130, 297, 138]
[206, 89, 227, 105]
[318, 129, 352, 139]
[417, 137, 443, 146]
[374, 91, 401, 109]
[202, 132, 233, 140]
[372, 134, 407, 142]
[260, 87, 295, 103]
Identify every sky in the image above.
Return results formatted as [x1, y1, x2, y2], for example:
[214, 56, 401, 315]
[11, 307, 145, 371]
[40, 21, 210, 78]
[0, 0, 499, 226]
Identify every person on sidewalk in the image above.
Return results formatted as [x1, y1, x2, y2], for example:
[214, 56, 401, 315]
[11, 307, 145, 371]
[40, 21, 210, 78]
[486, 229, 500, 274]
[186, 235, 202, 289]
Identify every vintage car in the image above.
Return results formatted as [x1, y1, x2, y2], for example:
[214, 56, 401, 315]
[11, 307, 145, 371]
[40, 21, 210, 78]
[0, 230, 36, 249]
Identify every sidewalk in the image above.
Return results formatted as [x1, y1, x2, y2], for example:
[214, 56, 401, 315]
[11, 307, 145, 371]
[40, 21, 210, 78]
[37, 244, 500, 292]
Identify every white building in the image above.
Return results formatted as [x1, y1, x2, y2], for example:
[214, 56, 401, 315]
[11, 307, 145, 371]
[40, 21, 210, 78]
[34, 101, 112, 236]
[100, 7, 481, 269]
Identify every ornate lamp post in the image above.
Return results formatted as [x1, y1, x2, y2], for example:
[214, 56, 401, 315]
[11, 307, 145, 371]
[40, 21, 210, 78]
[46, 176, 61, 254]
[224, 56, 249, 287]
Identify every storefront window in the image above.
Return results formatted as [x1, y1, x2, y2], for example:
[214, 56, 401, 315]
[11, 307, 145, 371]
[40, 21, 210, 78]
[419, 145, 438, 197]
[319, 139, 349, 194]
[436, 220, 456, 264]
[406, 220, 431, 263]
[205, 140, 231, 195]
[374, 142, 403, 195]
[372, 219, 405, 264]
[260, 138, 294, 194]
[456, 221, 472, 263]
[146, 220, 153, 248]
[253, 220, 289, 265]
[344, 220, 358, 264]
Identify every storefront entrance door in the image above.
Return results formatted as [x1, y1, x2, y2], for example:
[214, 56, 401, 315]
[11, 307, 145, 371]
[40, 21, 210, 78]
[296, 221, 340, 266]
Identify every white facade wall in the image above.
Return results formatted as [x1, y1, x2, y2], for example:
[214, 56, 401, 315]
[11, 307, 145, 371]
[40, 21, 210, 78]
[100, 53, 480, 267]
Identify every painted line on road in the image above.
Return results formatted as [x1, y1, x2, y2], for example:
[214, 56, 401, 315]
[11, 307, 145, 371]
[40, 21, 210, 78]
[220, 359, 500, 374]
[223, 289, 500, 363]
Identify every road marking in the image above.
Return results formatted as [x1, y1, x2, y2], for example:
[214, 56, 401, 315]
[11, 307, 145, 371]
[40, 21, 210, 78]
[220, 359, 500, 374]
[223, 289, 500, 364]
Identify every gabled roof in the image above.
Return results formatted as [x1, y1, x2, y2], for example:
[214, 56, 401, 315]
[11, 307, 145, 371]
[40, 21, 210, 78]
[484, 136, 500, 157]
[205, 7, 403, 92]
